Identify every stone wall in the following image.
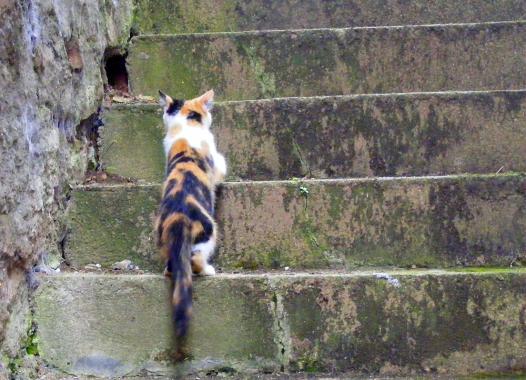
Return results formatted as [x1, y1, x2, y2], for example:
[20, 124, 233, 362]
[0, 0, 132, 375]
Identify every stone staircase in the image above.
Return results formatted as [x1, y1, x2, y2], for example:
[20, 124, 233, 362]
[33, 1, 526, 378]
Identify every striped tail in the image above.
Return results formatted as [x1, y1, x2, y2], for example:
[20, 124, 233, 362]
[166, 217, 193, 338]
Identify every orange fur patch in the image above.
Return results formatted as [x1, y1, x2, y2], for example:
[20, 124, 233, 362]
[164, 170, 185, 195]
[180, 99, 207, 120]
[191, 252, 205, 274]
[172, 273, 192, 306]
[168, 139, 190, 160]
[191, 221, 205, 240]
[173, 283, 182, 305]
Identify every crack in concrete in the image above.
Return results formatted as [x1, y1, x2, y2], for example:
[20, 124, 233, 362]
[268, 278, 291, 372]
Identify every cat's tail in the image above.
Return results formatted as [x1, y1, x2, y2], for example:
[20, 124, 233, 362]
[166, 214, 193, 339]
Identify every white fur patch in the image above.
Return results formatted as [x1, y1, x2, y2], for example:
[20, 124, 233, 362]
[213, 152, 227, 178]
[201, 264, 216, 276]
[162, 110, 217, 157]
[163, 125, 217, 157]
[162, 109, 227, 179]
[192, 238, 216, 261]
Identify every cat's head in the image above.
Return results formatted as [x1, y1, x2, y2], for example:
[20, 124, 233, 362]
[158, 90, 214, 131]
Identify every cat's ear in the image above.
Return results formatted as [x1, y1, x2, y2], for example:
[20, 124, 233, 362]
[159, 90, 173, 109]
[198, 89, 214, 111]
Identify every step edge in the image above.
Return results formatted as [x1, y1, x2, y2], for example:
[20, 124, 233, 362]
[72, 172, 526, 191]
[131, 19, 526, 40]
[107, 89, 526, 109]
[37, 268, 526, 281]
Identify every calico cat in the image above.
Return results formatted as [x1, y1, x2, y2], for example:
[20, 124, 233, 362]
[155, 89, 226, 339]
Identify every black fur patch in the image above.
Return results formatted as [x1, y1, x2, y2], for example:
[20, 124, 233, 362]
[167, 99, 184, 115]
[166, 151, 208, 176]
[187, 111, 202, 123]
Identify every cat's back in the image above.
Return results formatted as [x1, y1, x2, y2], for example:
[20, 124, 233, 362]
[160, 138, 215, 217]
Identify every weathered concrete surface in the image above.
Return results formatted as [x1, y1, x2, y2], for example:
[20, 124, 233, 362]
[274, 269, 526, 375]
[33, 270, 526, 376]
[128, 21, 526, 100]
[102, 91, 526, 182]
[65, 174, 526, 271]
[101, 105, 165, 182]
[33, 273, 277, 377]
[131, 0, 526, 34]
[0, 0, 132, 371]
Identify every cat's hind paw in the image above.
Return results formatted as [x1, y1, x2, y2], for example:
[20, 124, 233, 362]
[202, 264, 216, 276]
[163, 266, 172, 278]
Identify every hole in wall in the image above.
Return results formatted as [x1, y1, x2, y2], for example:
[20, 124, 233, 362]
[104, 49, 129, 93]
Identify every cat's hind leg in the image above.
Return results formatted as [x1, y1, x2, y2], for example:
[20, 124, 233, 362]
[191, 237, 216, 276]
[163, 259, 172, 278]
[188, 200, 217, 276]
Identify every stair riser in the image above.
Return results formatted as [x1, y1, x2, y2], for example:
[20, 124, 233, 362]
[128, 22, 526, 101]
[102, 91, 526, 182]
[65, 175, 526, 271]
[132, 0, 526, 33]
[34, 274, 276, 377]
[34, 271, 526, 377]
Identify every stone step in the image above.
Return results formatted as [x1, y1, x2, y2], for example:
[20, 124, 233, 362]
[132, 0, 526, 34]
[33, 269, 526, 377]
[127, 21, 526, 101]
[102, 90, 526, 182]
[64, 174, 526, 272]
